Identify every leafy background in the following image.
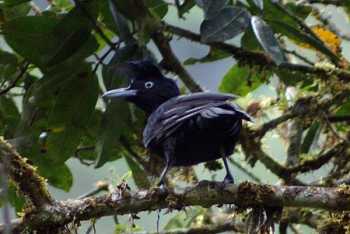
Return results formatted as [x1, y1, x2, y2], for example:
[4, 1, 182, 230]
[1, 0, 350, 233]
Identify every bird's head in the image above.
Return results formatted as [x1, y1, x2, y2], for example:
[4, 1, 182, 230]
[102, 60, 180, 113]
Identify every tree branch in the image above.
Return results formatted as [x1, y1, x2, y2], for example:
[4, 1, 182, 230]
[5, 180, 350, 232]
[0, 137, 53, 208]
[286, 141, 348, 174]
[306, 0, 343, 5]
[152, 31, 203, 92]
[328, 115, 350, 123]
[165, 24, 350, 82]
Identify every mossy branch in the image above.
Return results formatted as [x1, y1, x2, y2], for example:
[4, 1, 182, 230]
[0, 137, 53, 208]
[4, 181, 350, 233]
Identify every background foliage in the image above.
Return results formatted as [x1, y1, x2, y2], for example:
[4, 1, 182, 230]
[1, 0, 350, 233]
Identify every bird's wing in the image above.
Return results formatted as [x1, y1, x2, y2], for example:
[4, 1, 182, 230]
[143, 92, 251, 147]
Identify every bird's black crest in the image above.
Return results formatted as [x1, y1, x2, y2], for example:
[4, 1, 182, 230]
[127, 60, 163, 80]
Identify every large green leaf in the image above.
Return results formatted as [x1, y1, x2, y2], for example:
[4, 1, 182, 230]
[0, 0, 31, 20]
[200, 6, 251, 42]
[46, 69, 99, 163]
[37, 160, 73, 191]
[13, 139, 74, 191]
[3, 1, 98, 69]
[219, 65, 267, 96]
[251, 16, 286, 65]
[196, 0, 229, 19]
[16, 64, 98, 165]
[3, 15, 58, 67]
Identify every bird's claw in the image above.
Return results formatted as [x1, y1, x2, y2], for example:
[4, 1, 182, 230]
[158, 183, 167, 193]
[223, 174, 235, 185]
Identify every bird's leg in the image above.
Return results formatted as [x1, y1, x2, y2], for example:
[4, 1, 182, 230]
[222, 156, 234, 184]
[158, 157, 171, 187]
[157, 137, 175, 188]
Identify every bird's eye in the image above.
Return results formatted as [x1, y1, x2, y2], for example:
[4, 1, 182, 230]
[145, 81, 154, 89]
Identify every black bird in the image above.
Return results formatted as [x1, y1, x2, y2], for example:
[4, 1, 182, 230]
[103, 60, 251, 186]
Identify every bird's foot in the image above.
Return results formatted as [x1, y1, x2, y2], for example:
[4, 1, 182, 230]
[158, 183, 167, 193]
[223, 174, 235, 185]
[156, 180, 170, 194]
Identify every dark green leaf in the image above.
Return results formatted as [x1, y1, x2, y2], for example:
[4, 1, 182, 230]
[336, 98, 350, 116]
[4, 183, 25, 212]
[184, 47, 230, 65]
[251, 16, 286, 65]
[196, 0, 229, 19]
[3, 15, 58, 67]
[1, 1, 30, 20]
[124, 154, 150, 189]
[200, 6, 251, 42]
[241, 26, 261, 51]
[16, 64, 98, 166]
[285, 3, 311, 19]
[36, 159, 73, 191]
[3, 0, 30, 7]
[219, 65, 267, 96]
[274, 69, 306, 86]
[0, 50, 18, 83]
[95, 101, 129, 168]
[107, 0, 133, 41]
[45, 69, 99, 163]
[301, 122, 320, 154]
[0, 96, 19, 138]
[3, 1, 98, 69]
[146, 0, 168, 19]
[345, 2, 350, 21]
[177, 0, 196, 17]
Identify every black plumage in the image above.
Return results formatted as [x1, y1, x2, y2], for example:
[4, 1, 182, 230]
[103, 60, 251, 185]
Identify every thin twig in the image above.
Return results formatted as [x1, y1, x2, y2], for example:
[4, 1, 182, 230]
[0, 62, 29, 96]
[328, 115, 350, 122]
[72, 0, 117, 49]
[229, 158, 261, 183]
[306, 0, 343, 6]
[283, 49, 314, 65]
[93, 40, 122, 73]
[78, 181, 109, 199]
